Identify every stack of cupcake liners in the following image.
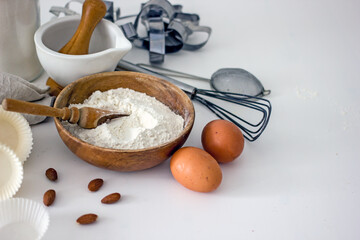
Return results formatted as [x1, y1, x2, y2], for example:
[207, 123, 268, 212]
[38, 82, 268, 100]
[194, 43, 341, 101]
[0, 106, 50, 239]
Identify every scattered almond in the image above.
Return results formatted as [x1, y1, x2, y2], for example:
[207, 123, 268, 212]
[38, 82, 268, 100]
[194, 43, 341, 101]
[76, 213, 98, 225]
[101, 192, 121, 204]
[43, 189, 56, 206]
[45, 168, 58, 181]
[88, 178, 104, 192]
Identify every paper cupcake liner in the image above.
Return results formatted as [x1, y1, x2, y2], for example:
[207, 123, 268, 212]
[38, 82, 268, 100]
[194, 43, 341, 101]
[0, 106, 33, 163]
[0, 198, 50, 240]
[0, 144, 23, 201]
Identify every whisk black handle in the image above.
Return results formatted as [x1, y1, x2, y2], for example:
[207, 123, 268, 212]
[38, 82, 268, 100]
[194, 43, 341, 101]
[117, 60, 196, 93]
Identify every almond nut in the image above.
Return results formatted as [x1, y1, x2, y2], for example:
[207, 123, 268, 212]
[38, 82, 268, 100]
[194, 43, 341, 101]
[76, 213, 98, 225]
[101, 192, 121, 204]
[43, 189, 56, 206]
[88, 178, 104, 192]
[45, 168, 58, 181]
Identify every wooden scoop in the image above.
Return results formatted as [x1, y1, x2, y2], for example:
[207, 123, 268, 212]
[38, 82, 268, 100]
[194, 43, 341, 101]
[2, 98, 129, 129]
[47, 0, 107, 96]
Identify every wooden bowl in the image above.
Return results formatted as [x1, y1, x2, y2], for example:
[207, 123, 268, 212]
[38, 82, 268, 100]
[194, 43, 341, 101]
[53, 71, 195, 171]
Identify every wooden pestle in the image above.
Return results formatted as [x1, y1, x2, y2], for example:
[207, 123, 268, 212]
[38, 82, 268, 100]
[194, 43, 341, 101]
[46, 0, 107, 96]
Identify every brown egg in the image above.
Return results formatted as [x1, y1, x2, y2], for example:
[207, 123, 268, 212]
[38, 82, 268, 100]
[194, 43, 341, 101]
[201, 119, 244, 163]
[170, 147, 222, 193]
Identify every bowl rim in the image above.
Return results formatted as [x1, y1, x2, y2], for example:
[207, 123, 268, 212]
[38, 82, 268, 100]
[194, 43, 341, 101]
[54, 71, 195, 153]
[34, 15, 132, 59]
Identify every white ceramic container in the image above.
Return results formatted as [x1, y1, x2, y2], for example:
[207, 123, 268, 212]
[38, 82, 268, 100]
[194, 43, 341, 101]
[34, 15, 132, 87]
[0, 0, 42, 81]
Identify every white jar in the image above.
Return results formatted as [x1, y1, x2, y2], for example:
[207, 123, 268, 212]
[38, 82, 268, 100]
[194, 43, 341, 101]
[0, 0, 42, 81]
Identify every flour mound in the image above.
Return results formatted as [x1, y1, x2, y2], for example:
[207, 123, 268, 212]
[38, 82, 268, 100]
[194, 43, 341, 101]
[62, 88, 184, 150]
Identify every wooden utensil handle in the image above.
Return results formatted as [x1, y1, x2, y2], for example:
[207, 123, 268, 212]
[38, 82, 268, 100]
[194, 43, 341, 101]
[47, 0, 107, 96]
[59, 0, 107, 55]
[2, 98, 71, 120]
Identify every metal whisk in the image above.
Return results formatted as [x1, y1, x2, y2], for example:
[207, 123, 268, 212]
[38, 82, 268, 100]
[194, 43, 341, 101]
[117, 60, 272, 142]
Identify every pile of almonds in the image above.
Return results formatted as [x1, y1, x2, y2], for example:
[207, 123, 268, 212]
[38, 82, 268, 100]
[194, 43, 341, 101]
[43, 168, 121, 225]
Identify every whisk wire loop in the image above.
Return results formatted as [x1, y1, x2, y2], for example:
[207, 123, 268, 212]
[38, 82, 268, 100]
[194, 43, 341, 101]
[190, 89, 272, 142]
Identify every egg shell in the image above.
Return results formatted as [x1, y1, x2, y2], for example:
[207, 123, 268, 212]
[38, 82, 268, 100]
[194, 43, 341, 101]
[201, 119, 244, 163]
[170, 147, 222, 193]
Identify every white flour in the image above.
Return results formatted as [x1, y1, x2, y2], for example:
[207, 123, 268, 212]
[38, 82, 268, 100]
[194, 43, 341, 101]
[62, 88, 184, 150]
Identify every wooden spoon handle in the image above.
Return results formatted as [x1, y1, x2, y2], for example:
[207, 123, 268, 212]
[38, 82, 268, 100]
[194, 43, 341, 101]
[2, 98, 71, 120]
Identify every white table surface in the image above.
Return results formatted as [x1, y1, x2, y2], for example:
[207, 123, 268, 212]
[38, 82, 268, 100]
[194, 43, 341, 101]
[15, 0, 360, 239]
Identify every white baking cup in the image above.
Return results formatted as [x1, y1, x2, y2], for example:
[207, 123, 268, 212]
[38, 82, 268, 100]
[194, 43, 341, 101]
[0, 144, 23, 200]
[0, 105, 33, 163]
[0, 198, 50, 240]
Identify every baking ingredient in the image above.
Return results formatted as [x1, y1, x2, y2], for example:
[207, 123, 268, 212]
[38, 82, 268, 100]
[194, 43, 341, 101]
[88, 178, 104, 192]
[170, 147, 222, 193]
[43, 189, 56, 207]
[201, 119, 244, 163]
[76, 213, 98, 225]
[101, 193, 121, 204]
[63, 88, 184, 149]
[45, 168, 58, 181]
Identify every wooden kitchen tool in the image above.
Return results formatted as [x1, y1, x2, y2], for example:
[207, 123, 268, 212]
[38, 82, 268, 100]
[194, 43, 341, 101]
[47, 0, 107, 96]
[2, 98, 129, 129]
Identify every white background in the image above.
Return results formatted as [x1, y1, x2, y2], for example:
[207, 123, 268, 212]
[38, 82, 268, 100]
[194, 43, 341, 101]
[15, 0, 360, 239]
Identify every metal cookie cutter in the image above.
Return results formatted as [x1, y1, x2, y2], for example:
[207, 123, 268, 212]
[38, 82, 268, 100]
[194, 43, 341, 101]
[119, 0, 212, 63]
